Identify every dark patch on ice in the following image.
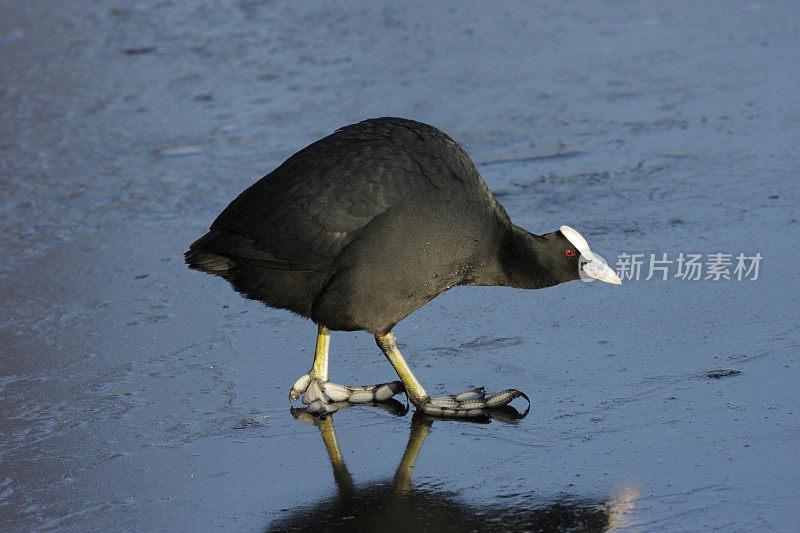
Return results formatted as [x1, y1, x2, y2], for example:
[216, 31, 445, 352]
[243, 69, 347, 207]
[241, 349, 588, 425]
[422, 336, 525, 358]
[492, 171, 610, 200]
[705, 368, 741, 379]
[478, 142, 585, 166]
[232, 418, 264, 430]
[123, 46, 156, 55]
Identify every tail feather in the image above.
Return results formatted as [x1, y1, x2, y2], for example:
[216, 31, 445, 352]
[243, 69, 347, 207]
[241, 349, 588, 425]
[185, 232, 234, 273]
[185, 229, 298, 272]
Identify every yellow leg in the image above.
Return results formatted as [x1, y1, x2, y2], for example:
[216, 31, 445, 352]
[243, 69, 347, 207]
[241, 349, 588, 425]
[319, 416, 344, 469]
[375, 332, 430, 406]
[289, 324, 331, 404]
[394, 415, 432, 494]
[312, 324, 331, 381]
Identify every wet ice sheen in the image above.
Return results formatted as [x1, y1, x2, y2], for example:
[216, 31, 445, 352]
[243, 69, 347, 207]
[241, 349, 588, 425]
[1, 0, 799, 531]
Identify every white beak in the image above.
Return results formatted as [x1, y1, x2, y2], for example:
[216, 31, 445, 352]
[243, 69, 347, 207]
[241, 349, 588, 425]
[581, 256, 622, 285]
[560, 225, 622, 285]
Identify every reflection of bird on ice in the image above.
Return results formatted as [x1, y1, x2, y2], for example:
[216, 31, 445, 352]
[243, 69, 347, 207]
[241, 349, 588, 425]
[273, 406, 640, 531]
[267, 405, 640, 532]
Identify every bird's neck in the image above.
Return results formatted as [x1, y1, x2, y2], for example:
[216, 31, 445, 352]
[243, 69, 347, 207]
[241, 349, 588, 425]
[493, 225, 557, 289]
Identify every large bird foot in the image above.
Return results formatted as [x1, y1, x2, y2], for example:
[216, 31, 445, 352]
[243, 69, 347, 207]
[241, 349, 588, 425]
[418, 387, 530, 419]
[289, 372, 404, 416]
[376, 331, 530, 420]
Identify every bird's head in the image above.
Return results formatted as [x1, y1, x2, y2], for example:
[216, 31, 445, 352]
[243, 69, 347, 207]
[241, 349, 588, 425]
[540, 225, 622, 285]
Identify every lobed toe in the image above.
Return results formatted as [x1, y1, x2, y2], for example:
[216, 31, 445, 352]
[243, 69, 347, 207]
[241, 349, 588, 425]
[303, 380, 326, 405]
[484, 389, 529, 409]
[321, 382, 351, 402]
[374, 381, 404, 401]
[420, 388, 530, 419]
[452, 388, 485, 401]
[289, 373, 312, 402]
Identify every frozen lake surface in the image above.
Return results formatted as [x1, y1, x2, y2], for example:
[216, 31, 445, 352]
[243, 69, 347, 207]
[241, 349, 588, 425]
[2, 1, 799, 530]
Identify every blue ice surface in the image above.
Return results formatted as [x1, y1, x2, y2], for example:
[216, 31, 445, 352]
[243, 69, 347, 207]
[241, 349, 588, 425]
[1, 1, 798, 530]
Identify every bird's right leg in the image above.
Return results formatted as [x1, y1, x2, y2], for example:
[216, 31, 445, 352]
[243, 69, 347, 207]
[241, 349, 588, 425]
[289, 324, 404, 416]
[375, 331, 529, 418]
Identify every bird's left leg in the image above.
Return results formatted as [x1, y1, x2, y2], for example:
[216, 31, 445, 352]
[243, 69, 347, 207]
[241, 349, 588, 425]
[289, 324, 404, 415]
[375, 331, 529, 418]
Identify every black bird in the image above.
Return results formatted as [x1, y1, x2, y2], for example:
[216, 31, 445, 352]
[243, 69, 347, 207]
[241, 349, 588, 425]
[185, 117, 621, 418]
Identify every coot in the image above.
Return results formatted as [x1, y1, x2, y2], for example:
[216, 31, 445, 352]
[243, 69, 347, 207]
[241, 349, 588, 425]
[186, 117, 621, 418]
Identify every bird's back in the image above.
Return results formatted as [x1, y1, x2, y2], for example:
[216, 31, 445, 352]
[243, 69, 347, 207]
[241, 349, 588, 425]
[186, 117, 510, 332]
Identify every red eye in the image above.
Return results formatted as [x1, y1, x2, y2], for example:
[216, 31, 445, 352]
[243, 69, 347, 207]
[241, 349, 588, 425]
[565, 249, 575, 257]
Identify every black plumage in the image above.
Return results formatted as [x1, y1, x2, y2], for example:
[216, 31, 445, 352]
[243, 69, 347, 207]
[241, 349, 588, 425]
[186, 117, 620, 417]
[187, 117, 584, 334]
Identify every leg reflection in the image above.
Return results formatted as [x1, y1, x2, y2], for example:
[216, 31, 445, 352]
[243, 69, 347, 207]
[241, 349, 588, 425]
[278, 410, 638, 532]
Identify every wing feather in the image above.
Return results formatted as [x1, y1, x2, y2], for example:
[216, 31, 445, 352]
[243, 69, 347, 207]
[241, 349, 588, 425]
[195, 118, 475, 272]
